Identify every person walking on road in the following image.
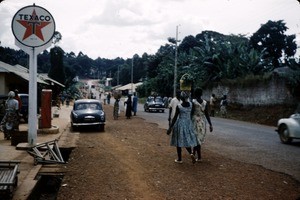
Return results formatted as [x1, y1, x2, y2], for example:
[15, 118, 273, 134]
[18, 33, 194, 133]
[124, 95, 132, 119]
[132, 92, 138, 116]
[107, 93, 111, 104]
[113, 98, 120, 120]
[209, 93, 217, 117]
[191, 88, 213, 162]
[167, 91, 197, 164]
[220, 95, 228, 117]
[168, 91, 181, 128]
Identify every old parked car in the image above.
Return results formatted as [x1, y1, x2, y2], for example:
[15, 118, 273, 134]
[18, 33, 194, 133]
[18, 93, 28, 122]
[276, 113, 300, 144]
[144, 96, 165, 113]
[0, 94, 8, 122]
[70, 99, 105, 131]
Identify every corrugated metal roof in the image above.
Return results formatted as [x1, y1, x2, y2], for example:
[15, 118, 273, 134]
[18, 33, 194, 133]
[0, 61, 48, 84]
[115, 82, 143, 91]
[39, 73, 65, 87]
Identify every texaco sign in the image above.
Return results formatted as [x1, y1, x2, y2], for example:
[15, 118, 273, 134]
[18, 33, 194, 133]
[11, 4, 55, 47]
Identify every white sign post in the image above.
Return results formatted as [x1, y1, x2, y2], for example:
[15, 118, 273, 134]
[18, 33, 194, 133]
[11, 4, 55, 146]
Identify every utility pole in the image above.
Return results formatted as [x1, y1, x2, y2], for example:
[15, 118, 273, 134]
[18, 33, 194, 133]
[173, 25, 179, 97]
[117, 65, 120, 85]
[131, 56, 134, 93]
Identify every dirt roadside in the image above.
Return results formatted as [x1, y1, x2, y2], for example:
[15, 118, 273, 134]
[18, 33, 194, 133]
[56, 104, 300, 200]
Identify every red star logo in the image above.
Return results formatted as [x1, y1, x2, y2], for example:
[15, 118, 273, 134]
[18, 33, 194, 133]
[17, 9, 51, 41]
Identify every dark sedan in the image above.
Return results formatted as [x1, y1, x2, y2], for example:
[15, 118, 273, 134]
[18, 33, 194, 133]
[70, 99, 105, 131]
[19, 93, 28, 122]
[144, 96, 165, 113]
[0, 95, 7, 121]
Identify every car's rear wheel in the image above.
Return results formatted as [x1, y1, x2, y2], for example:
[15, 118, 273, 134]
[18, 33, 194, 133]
[279, 124, 293, 144]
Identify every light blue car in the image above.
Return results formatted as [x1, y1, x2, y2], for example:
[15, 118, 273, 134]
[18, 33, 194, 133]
[276, 113, 300, 144]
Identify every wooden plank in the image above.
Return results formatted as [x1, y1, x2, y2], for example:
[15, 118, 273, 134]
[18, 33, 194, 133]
[0, 160, 20, 165]
[0, 164, 19, 188]
[38, 166, 67, 174]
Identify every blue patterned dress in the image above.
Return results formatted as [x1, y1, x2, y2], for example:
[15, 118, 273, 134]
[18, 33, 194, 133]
[170, 102, 198, 147]
[192, 99, 207, 145]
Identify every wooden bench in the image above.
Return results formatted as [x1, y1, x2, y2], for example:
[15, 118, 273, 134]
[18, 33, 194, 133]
[0, 161, 20, 199]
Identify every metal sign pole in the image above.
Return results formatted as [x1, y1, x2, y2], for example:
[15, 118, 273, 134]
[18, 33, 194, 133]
[15, 40, 52, 146]
[12, 4, 55, 146]
[28, 47, 38, 145]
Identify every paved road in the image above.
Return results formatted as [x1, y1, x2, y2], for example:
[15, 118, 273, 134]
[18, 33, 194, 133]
[83, 80, 300, 181]
[114, 98, 300, 182]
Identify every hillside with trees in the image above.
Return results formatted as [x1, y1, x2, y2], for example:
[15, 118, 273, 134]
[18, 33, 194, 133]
[0, 20, 299, 99]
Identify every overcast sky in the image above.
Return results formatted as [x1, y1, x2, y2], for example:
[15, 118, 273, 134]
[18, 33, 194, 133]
[0, 0, 299, 59]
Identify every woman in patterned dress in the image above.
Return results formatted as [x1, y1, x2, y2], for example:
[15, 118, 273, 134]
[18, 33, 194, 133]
[113, 98, 120, 120]
[0, 91, 19, 139]
[167, 91, 198, 164]
[191, 88, 213, 161]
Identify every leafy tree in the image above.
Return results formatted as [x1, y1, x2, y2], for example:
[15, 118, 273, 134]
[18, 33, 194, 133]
[119, 63, 131, 84]
[38, 50, 51, 73]
[48, 46, 65, 85]
[52, 31, 62, 45]
[284, 35, 297, 58]
[178, 35, 199, 53]
[75, 52, 94, 78]
[281, 58, 300, 96]
[250, 20, 297, 68]
[1, 23, 299, 98]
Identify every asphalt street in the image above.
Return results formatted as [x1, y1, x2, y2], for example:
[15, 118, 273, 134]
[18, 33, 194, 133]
[113, 98, 300, 182]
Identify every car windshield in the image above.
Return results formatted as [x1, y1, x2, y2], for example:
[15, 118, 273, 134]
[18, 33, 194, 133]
[75, 103, 101, 110]
[20, 96, 28, 106]
[148, 97, 163, 103]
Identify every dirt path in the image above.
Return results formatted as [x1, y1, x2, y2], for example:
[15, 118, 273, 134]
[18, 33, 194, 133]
[57, 105, 300, 200]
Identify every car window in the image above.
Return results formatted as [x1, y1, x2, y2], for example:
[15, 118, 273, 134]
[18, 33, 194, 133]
[76, 104, 86, 110]
[89, 103, 100, 110]
[75, 103, 101, 110]
[154, 98, 163, 103]
[20, 96, 28, 106]
[147, 97, 154, 102]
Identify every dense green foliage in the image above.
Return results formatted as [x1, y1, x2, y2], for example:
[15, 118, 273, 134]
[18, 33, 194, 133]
[1, 20, 299, 98]
[250, 20, 297, 68]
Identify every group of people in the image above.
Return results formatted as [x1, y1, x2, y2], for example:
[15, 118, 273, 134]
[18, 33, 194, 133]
[209, 93, 228, 117]
[113, 92, 138, 120]
[111, 89, 224, 163]
[0, 90, 22, 139]
[167, 89, 213, 163]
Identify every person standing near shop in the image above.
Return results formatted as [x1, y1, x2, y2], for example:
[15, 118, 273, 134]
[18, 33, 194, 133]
[14, 89, 22, 125]
[0, 91, 19, 139]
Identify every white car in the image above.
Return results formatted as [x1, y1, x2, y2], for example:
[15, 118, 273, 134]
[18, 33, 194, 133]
[276, 113, 300, 144]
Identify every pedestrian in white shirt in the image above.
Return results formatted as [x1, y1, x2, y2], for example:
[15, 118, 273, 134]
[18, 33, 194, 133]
[168, 91, 181, 128]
